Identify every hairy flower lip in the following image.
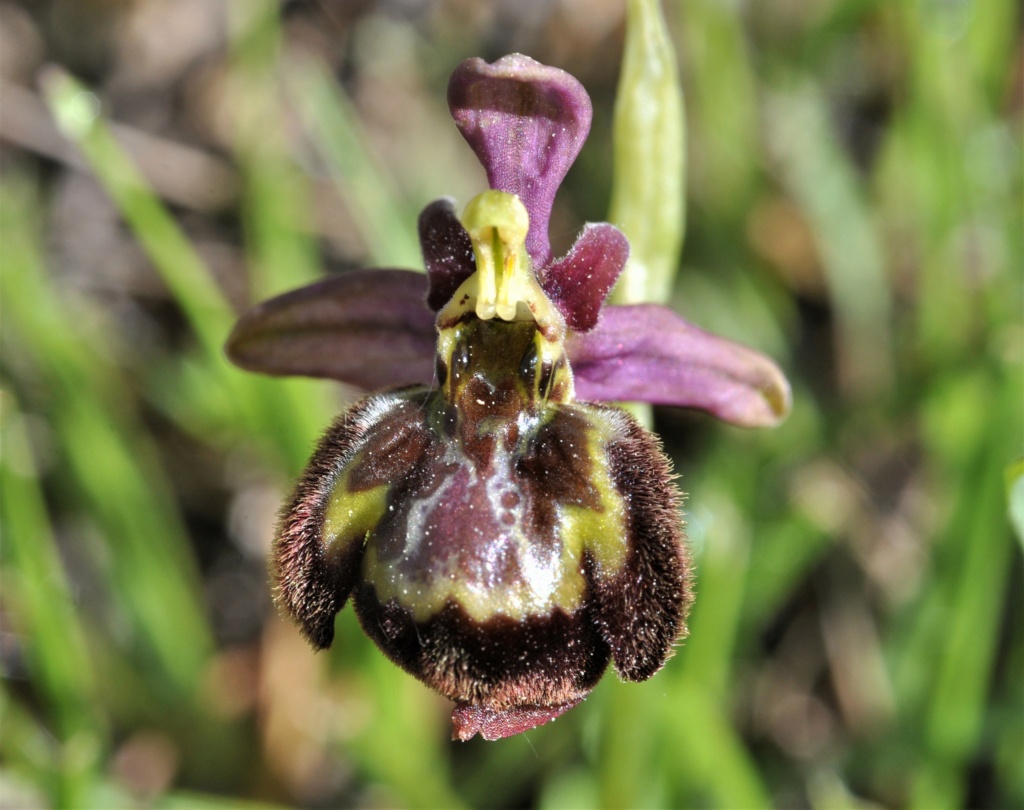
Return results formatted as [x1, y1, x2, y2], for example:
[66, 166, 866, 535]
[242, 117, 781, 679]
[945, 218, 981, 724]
[275, 388, 691, 741]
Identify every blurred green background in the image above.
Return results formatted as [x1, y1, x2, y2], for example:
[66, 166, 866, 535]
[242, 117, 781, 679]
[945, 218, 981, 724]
[1, 0, 1021, 807]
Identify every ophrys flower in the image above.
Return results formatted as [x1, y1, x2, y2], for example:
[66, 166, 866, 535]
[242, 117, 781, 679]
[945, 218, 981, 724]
[227, 55, 789, 741]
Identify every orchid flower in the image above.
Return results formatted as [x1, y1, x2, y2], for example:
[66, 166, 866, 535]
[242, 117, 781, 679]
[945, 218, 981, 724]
[226, 55, 790, 741]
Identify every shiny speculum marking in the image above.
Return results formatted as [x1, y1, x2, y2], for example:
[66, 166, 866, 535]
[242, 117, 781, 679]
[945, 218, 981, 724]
[322, 315, 631, 624]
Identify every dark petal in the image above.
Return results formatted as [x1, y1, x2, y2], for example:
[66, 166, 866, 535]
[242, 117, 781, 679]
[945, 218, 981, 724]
[584, 406, 692, 680]
[418, 198, 476, 311]
[568, 305, 793, 428]
[274, 392, 432, 648]
[225, 269, 436, 390]
[448, 54, 592, 268]
[541, 223, 629, 332]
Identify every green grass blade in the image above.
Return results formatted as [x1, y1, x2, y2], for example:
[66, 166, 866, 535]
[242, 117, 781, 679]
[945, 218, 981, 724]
[1, 178, 213, 698]
[672, 0, 759, 220]
[0, 393, 101, 742]
[663, 680, 771, 808]
[41, 69, 235, 363]
[41, 64, 333, 474]
[0, 398, 107, 808]
[910, 379, 1018, 809]
[678, 491, 750, 698]
[155, 791, 294, 810]
[764, 83, 893, 399]
[349, 657, 465, 810]
[227, 0, 322, 297]
[287, 58, 423, 269]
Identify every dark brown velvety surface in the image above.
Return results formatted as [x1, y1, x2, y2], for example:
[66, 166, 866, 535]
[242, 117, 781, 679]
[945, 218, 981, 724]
[355, 584, 610, 712]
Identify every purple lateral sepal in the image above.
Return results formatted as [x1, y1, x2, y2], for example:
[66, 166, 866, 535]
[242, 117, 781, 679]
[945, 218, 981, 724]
[418, 198, 476, 311]
[542, 223, 629, 332]
[225, 269, 436, 391]
[448, 54, 592, 268]
[568, 305, 792, 428]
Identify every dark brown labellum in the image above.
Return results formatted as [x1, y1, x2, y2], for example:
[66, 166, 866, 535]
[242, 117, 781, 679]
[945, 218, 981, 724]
[272, 317, 692, 739]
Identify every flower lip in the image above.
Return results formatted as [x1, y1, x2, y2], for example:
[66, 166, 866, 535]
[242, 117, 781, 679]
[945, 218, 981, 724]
[275, 388, 691, 741]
